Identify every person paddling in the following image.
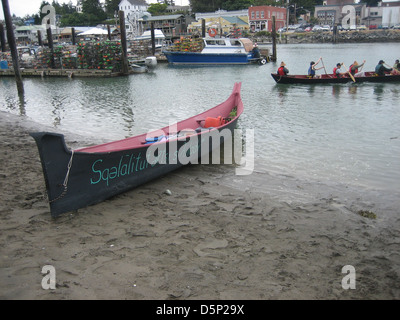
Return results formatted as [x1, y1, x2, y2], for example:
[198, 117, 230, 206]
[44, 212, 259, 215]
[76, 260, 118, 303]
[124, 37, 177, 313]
[375, 60, 392, 76]
[391, 59, 400, 75]
[308, 57, 323, 78]
[277, 61, 289, 76]
[349, 60, 366, 76]
[333, 63, 346, 78]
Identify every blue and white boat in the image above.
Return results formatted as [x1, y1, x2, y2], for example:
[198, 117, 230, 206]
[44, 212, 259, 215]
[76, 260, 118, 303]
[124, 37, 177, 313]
[163, 37, 268, 65]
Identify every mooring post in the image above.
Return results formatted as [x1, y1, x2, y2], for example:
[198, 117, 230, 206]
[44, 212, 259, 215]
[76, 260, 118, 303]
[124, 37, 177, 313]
[107, 25, 111, 41]
[1, 0, 24, 94]
[202, 19, 206, 38]
[46, 22, 55, 68]
[71, 27, 76, 45]
[332, 25, 337, 44]
[151, 22, 156, 56]
[271, 16, 277, 62]
[118, 10, 129, 75]
[0, 23, 6, 52]
[37, 30, 43, 46]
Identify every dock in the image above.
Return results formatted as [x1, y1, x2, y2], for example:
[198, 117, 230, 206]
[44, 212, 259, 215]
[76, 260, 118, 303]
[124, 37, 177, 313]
[0, 68, 123, 78]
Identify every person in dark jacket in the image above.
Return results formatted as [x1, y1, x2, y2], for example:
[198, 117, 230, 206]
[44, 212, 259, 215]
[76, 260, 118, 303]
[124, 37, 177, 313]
[375, 60, 392, 76]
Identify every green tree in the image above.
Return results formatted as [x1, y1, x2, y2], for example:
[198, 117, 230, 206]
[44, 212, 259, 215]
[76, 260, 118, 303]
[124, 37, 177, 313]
[190, 0, 223, 13]
[363, 0, 379, 6]
[147, 3, 168, 16]
[81, 0, 107, 25]
[222, 0, 252, 11]
[37, 1, 51, 23]
[105, 0, 121, 18]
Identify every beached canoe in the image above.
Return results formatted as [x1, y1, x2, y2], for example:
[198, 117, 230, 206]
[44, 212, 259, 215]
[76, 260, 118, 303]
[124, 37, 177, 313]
[31, 83, 243, 217]
[271, 71, 400, 84]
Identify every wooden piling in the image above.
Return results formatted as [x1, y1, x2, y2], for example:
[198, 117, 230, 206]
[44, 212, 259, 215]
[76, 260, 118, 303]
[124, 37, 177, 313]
[0, 23, 6, 52]
[271, 16, 277, 62]
[1, 0, 24, 94]
[37, 30, 43, 46]
[118, 10, 129, 75]
[332, 25, 337, 44]
[107, 25, 111, 41]
[151, 22, 156, 56]
[46, 23, 55, 68]
[72, 27, 76, 45]
[202, 19, 206, 38]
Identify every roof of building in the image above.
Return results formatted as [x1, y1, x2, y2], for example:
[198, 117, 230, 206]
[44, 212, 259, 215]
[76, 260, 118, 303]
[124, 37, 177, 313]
[223, 16, 248, 25]
[125, 0, 148, 6]
[143, 14, 184, 21]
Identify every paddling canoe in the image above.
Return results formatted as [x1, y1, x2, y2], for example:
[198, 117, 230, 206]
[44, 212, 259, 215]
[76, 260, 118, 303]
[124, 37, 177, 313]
[31, 83, 243, 217]
[271, 71, 400, 84]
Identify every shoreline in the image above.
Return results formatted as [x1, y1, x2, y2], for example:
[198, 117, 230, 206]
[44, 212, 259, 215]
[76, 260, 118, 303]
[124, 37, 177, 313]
[0, 111, 399, 299]
[252, 29, 400, 45]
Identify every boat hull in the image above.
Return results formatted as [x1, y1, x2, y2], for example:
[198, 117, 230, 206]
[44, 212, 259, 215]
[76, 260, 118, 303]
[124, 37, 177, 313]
[30, 83, 243, 217]
[271, 72, 400, 84]
[163, 51, 264, 65]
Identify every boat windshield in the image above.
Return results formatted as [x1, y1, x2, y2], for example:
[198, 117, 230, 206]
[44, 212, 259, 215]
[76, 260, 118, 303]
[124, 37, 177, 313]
[205, 39, 226, 46]
[230, 40, 242, 46]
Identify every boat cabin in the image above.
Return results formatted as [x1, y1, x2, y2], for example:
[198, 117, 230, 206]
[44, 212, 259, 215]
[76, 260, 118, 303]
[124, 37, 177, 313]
[201, 38, 254, 54]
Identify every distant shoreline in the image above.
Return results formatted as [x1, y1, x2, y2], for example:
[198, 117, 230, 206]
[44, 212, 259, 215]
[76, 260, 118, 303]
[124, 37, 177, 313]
[253, 29, 400, 45]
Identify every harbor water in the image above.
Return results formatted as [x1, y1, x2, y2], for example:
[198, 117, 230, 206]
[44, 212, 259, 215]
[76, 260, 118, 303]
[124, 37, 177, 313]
[1, 42, 399, 193]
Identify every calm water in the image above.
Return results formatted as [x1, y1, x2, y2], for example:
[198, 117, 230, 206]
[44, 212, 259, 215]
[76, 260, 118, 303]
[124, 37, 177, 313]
[1, 42, 400, 192]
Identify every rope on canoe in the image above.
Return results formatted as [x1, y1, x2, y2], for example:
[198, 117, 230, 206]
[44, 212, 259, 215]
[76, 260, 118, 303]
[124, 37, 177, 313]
[49, 150, 74, 203]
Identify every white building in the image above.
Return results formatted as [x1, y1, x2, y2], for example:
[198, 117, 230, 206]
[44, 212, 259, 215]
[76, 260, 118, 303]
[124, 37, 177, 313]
[119, 0, 149, 37]
[381, 0, 400, 27]
[76, 0, 83, 13]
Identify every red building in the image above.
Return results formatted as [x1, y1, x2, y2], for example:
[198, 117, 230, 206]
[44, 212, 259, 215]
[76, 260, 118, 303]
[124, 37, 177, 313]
[248, 6, 287, 32]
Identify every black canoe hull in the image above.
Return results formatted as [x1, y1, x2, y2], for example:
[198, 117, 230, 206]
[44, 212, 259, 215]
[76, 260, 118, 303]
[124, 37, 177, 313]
[30, 83, 243, 217]
[271, 73, 400, 84]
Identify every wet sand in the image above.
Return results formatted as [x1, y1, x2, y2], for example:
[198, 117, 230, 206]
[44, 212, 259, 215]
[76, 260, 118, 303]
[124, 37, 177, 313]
[0, 111, 399, 300]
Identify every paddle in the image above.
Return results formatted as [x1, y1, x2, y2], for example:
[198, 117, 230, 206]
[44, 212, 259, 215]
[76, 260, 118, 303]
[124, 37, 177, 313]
[384, 62, 392, 68]
[342, 63, 356, 82]
[359, 60, 366, 72]
[321, 58, 328, 75]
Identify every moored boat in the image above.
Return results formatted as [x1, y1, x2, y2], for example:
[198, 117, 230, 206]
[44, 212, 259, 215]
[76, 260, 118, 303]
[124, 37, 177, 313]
[30, 83, 244, 217]
[132, 29, 166, 50]
[163, 37, 268, 65]
[271, 71, 400, 84]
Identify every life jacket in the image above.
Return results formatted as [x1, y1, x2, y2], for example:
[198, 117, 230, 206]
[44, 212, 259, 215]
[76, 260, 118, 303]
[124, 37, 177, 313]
[277, 66, 286, 76]
[333, 67, 339, 78]
[349, 64, 358, 75]
[204, 116, 226, 128]
[308, 65, 315, 76]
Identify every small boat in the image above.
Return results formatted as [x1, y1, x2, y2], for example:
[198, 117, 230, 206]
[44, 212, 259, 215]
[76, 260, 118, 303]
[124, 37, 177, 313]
[132, 29, 166, 50]
[271, 71, 400, 84]
[163, 37, 268, 65]
[30, 83, 244, 217]
[130, 63, 148, 74]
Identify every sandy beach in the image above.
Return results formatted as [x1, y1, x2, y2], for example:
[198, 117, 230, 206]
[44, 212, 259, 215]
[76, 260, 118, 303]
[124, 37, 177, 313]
[0, 110, 399, 300]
